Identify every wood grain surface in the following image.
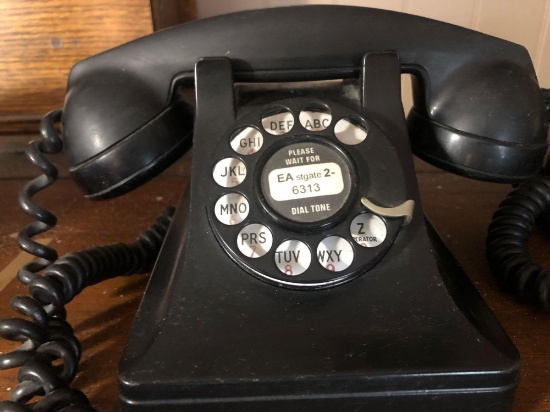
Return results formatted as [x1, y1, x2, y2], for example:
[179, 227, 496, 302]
[0, 0, 153, 134]
[150, 0, 197, 31]
[0, 153, 548, 411]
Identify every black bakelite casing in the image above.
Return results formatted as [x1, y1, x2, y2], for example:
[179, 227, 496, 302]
[117, 54, 520, 410]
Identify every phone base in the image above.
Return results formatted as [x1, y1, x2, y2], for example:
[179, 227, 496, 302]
[118, 190, 518, 411]
[118, 54, 518, 412]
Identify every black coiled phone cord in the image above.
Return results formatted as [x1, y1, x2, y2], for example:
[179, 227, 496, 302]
[486, 174, 550, 309]
[486, 88, 550, 310]
[0, 110, 174, 411]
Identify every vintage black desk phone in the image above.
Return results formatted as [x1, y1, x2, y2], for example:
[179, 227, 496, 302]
[1, 5, 549, 412]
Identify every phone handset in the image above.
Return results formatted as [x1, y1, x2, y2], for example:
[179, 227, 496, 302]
[61, 6, 546, 202]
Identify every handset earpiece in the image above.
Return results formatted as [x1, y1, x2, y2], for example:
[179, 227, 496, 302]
[407, 60, 547, 182]
[63, 72, 194, 199]
[66, 99, 194, 199]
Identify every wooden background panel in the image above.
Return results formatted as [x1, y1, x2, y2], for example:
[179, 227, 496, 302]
[0, 0, 153, 134]
[150, 0, 196, 31]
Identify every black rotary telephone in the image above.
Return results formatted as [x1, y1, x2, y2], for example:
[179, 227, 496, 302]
[1, 6, 549, 411]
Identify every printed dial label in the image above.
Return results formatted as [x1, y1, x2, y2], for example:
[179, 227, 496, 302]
[274, 240, 311, 276]
[299, 110, 332, 131]
[237, 224, 273, 258]
[350, 213, 387, 247]
[267, 162, 344, 201]
[230, 127, 263, 155]
[260, 141, 352, 223]
[262, 111, 294, 135]
[214, 193, 249, 225]
[213, 158, 246, 187]
[317, 236, 354, 272]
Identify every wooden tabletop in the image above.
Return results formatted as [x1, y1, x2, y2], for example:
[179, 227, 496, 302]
[0, 152, 548, 411]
